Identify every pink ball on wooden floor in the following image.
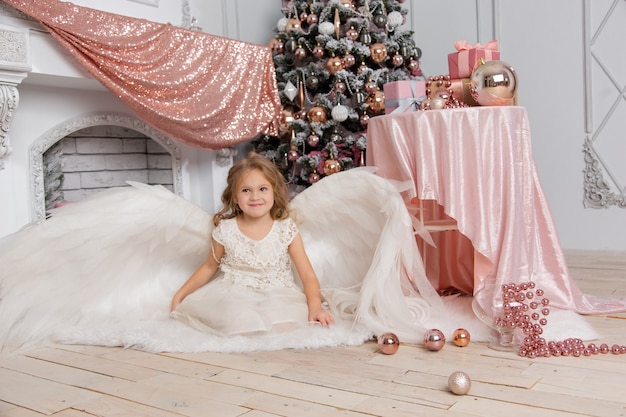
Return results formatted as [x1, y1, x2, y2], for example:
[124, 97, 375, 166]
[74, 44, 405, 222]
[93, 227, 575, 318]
[423, 328, 446, 351]
[377, 332, 400, 355]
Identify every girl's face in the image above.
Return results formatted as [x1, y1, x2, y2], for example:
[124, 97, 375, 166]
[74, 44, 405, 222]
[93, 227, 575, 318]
[234, 169, 275, 220]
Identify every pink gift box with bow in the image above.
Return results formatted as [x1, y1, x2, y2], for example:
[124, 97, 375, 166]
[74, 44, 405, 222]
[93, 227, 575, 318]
[383, 80, 427, 114]
[447, 40, 500, 79]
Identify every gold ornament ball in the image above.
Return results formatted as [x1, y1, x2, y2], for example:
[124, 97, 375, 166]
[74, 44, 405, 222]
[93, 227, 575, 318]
[369, 43, 388, 63]
[470, 60, 518, 106]
[365, 90, 385, 114]
[377, 332, 400, 355]
[279, 107, 294, 134]
[323, 158, 342, 176]
[448, 371, 471, 395]
[326, 56, 345, 75]
[307, 106, 327, 123]
[285, 18, 301, 32]
[452, 328, 471, 347]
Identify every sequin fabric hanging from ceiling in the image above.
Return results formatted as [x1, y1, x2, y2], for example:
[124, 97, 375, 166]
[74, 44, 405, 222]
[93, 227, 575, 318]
[4, 0, 281, 149]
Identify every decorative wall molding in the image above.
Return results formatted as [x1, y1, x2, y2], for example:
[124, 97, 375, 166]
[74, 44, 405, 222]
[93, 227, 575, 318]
[582, 0, 626, 208]
[583, 139, 626, 208]
[0, 23, 30, 169]
[29, 112, 184, 223]
[0, 83, 17, 169]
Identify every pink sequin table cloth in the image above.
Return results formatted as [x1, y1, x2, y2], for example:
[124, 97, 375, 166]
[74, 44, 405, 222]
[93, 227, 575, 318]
[367, 106, 624, 314]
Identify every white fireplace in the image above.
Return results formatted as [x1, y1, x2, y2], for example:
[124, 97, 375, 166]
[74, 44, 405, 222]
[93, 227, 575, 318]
[0, 6, 235, 238]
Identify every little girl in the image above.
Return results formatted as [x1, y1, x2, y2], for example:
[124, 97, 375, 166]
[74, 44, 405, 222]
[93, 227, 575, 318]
[170, 153, 334, 335]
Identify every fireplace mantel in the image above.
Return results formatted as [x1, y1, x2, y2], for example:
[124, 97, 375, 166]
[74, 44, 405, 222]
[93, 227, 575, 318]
[0, 7, 233, 238]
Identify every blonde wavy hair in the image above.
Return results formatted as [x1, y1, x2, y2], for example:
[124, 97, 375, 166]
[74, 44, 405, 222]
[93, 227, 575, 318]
[213, 152, 290, 226]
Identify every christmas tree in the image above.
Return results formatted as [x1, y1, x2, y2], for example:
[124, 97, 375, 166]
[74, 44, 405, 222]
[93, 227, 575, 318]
[253, 0, 423, 191]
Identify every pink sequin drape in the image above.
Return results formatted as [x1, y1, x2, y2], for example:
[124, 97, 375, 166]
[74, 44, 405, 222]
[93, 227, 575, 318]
[5, 0, 281, 149]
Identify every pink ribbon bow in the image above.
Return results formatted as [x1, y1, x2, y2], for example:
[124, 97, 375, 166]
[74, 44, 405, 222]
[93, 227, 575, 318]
[454, 39, 499, 51]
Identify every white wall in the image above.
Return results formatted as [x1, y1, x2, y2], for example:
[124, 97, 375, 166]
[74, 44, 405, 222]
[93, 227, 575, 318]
[2, 0, 624, 251]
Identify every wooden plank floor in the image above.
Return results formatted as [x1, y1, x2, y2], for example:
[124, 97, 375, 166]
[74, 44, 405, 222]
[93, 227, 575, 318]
[1, 250, 625, 417]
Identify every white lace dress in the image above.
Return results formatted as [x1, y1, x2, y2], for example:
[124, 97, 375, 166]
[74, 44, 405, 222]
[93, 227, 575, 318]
[170, 217, 310, 336]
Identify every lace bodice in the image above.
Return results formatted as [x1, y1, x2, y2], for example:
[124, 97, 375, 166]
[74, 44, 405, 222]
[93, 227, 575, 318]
[212, 217, 299, 289]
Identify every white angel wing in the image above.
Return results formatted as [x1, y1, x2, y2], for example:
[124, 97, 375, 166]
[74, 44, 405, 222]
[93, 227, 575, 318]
[291, 167, 443, 343]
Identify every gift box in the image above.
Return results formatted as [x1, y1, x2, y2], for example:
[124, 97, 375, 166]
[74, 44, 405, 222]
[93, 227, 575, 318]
[447, 40, 500, 79]
[449, 78, 479, 106]
[383, 80, 426, 114]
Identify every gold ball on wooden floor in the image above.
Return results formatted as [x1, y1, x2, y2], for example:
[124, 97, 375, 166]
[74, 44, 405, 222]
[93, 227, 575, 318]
[452, 328, 471, 347]
[448, 371, 471, 395]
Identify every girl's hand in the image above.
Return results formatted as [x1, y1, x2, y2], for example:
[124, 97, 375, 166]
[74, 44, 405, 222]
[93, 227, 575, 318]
[170, 296, 182, 312]
[309, 308, 334, 327]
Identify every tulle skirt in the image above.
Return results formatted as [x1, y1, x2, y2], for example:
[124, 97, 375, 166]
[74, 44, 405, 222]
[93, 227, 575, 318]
[171, 278, 310, 336]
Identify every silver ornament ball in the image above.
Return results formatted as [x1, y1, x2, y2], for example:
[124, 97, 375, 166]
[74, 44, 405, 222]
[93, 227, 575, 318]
[448, 371, 471, 395]
[331, 105, 349, 122]
[318, 22, 335, 36]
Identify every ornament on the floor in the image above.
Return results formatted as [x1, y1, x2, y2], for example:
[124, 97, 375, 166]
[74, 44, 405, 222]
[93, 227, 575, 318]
[448, 371, 471, 395]
[452, 328, 471, 347]
[423, 328, 446, 351]
[470, 60, 518, 106]
[377, 332, 400, 354]
[487, 281, 626, 358]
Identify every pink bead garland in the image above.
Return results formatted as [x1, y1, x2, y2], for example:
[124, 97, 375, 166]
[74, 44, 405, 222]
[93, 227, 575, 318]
[495, 282, 626, 358]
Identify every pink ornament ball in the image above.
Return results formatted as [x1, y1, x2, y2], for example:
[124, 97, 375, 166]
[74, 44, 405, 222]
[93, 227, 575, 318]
[423, 328, 446, 351]
[287, 149, 299, 162]
[377, 332, 400, 355]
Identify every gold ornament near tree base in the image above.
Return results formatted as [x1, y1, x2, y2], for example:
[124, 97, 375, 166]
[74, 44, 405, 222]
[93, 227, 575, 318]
[323, 158, 342, 176]
[365, 90, 385, 114]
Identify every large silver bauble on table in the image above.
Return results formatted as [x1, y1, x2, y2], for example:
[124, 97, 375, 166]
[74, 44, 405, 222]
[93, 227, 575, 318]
[470, 60, 518, 106]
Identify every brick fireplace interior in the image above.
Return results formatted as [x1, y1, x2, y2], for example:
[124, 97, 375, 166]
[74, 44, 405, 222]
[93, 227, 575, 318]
[43, 125, 174, 212]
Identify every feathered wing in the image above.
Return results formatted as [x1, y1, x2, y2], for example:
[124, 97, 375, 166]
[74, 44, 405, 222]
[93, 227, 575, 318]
[291, 167, 446, 343]
[0, 183, 211, 352]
